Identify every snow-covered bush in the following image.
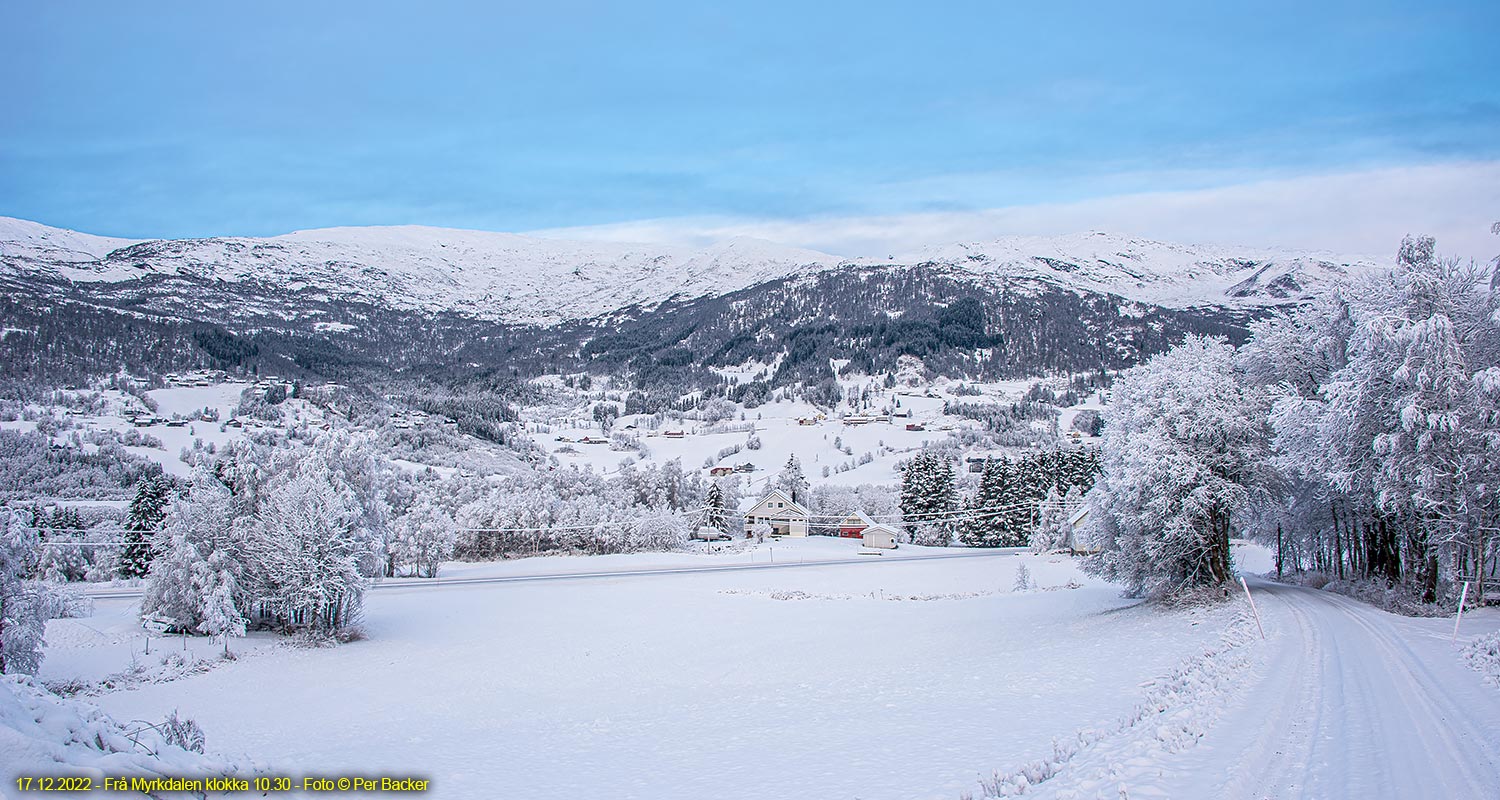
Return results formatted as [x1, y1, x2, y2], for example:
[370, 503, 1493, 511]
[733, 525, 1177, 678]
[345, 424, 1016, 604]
[0, 675, 252, 779]
[1012, 562, 1032, 592]
[1463, 631, 1500, 688]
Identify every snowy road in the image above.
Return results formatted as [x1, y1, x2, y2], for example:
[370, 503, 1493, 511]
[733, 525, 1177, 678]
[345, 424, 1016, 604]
[1163, 580, 1500, 800]
[81, 547, 1014, 599]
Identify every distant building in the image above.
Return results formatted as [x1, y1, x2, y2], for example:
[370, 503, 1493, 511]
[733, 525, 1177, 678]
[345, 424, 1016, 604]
[744, 489, 809, 537]
[709, 466, 736, 477]
[838, 511, 875, 539]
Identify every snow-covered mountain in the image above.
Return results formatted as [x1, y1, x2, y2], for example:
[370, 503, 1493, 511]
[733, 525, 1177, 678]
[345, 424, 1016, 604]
[0, 217, 838, 325]
[886, 231, 1375, 309]
[1, 218, 1378, 325]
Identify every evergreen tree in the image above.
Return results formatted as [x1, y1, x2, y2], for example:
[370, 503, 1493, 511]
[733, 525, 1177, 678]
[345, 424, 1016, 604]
[705, 481, 729, 533]
[776, 455, 809, 505]
[122, 475, 174, 578]
[901, 450, 957, 546]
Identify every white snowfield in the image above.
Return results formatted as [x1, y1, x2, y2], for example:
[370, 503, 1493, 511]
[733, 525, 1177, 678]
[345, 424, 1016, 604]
[2, 216, 1379, 324]
[25, 545, 1500, 800]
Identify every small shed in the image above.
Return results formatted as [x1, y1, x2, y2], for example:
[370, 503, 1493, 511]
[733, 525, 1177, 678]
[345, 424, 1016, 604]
[838, 511, 875, 539]
[1063, 501, 1098, 554]
[862, 523, 900, 550]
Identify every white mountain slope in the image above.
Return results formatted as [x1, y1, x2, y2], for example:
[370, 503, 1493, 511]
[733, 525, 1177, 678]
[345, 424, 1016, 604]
[1, 217, 1381, 324]
[889, 231, 1380, 309]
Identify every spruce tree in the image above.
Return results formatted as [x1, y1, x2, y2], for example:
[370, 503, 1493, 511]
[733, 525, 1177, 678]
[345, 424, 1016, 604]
[705, 481, 729, 533]
[121, 475, 172, 578]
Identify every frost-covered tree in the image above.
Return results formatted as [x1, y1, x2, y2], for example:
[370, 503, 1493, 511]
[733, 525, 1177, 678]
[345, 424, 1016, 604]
[0, 509, 46, 674]
[1246, 235, 1500, 603]
[391, 502, 458, 578]
[141, 471, 246, 632]
[1083, 337, 1270, 596]
[194, 549, 245, 644]
[776, 455, 809, 505]
[901, 449, 957, 544]
[1030, 486, 1069, 553]
[704, 481, 730, 534]
[247, 452, 371, 632]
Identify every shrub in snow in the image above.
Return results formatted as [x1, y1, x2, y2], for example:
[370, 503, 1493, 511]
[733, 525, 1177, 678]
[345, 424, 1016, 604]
[158, 709, 206, 754]
[1462, 631, 1500, 688]
[0, 675, 252, 777]
[1012, 562, 1033, 592]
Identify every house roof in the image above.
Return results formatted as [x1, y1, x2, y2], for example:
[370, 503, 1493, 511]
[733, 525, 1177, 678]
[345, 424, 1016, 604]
[749, 488, 809, 517]
[840, 510, 876, 527]
[1067, 501, 1092, 526]
[863, 522, 902, 536]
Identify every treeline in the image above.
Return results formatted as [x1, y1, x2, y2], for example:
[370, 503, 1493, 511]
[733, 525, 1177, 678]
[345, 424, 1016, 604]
[1084, 235, 1500, 605]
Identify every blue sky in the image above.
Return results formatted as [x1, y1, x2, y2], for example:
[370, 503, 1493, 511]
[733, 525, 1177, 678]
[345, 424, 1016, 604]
[1, 1, 1497, 256]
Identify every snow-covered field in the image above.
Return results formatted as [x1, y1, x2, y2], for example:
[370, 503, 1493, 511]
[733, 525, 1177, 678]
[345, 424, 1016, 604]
[37, 550, 1226, 800]
[14, 536, 1500, 799]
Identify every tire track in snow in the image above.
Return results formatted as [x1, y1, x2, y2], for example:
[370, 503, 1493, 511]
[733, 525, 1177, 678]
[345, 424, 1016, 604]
[1209, 582, 1500, 800]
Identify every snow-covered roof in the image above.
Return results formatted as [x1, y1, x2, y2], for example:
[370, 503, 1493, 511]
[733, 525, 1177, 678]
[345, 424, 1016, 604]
[840, 510, 876, 527]
[748, 488, 809, 518]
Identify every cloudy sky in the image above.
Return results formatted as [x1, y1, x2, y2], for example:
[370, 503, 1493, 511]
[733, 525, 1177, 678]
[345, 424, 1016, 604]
[2, 1, 1496, 260]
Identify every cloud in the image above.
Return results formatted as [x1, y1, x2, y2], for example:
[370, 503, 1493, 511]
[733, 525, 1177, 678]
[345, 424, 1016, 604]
[528, 161, 1500, 263]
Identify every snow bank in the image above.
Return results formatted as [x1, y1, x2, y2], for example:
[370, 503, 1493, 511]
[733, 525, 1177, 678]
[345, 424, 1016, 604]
[0, 675, 255, 785]
[967, 601, 1261, 798]
[1463, 631, 1500, 689]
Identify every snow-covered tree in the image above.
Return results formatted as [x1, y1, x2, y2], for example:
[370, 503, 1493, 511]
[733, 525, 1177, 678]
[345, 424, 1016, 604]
[390, 502, 458, 578]
[1083, 336, 1270, 596]
[141, 472, 240, 632]
[704, 481, 730, 534]
[1030, 486, 1069, 553]
[900, 449, 957, 544]
[0, 509, 46, 674]
[121, 475, 175, 578]
[776, 455, 809, 505]
[248, 452, 372, 632]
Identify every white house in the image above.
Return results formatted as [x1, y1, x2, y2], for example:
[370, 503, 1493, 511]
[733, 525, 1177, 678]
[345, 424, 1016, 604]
[862, 523, 900, 550]
[744, 489, 809, 537]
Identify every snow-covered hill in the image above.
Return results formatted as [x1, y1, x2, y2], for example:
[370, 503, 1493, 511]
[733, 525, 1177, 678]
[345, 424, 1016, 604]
[0, 217, 1380, 325]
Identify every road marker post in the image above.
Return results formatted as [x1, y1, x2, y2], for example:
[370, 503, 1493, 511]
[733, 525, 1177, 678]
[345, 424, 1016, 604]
[1451, 581, 1470, 643]
[1240, 576, 1265, 640]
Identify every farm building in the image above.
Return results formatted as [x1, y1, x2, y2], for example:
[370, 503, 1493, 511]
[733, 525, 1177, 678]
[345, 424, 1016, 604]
[837, 511, 875, 539]
[744, 489, 809, 537]
[862, 523, 900, 549]
[708, 466, 736, 477]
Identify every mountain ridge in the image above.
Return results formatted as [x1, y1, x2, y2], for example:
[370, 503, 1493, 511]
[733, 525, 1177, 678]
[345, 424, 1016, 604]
[0, 216, 1381, 326]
